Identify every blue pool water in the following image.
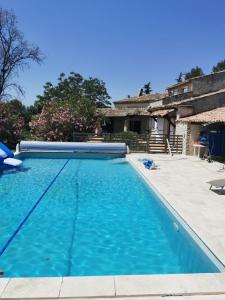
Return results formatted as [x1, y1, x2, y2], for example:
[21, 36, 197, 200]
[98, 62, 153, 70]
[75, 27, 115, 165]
[0, 154, 222, 277]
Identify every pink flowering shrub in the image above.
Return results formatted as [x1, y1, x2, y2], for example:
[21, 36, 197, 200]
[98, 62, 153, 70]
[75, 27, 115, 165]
[0, 101, 25, 148]
[30, 100, 96, 141]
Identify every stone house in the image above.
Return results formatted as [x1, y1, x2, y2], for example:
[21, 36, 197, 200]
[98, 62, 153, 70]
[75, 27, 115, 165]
[102, 71, 225, 155]
[101, 93, 167, 134]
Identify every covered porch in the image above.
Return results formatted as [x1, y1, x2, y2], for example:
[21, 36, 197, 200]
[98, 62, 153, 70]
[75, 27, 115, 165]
[101, 107, 177, 136]
[101, 108, 153, 134]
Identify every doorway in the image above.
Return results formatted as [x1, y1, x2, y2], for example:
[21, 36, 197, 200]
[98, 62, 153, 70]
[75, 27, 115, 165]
[129, 120, 141, 134]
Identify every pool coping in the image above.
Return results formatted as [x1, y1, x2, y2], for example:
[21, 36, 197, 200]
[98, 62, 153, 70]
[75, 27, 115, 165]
[1, 273, 225, 299]
[1, 153, 225, 298]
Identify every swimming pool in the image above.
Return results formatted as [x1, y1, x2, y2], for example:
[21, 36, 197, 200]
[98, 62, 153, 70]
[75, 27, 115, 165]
[0, 153, 223, 277]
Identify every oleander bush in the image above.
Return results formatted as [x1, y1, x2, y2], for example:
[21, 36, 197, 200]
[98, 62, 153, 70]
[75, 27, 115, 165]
[0, 100, 26, 148]
[29, 98, 97, 141]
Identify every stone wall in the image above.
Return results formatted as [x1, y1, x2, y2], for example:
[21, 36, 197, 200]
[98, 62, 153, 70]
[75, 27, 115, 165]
[192, 71, 225, 96]
[183, 91, 225, 114]
[162, 91, 193, 105]
[148, 99, 163, 108]
[177, 105, 194, 119]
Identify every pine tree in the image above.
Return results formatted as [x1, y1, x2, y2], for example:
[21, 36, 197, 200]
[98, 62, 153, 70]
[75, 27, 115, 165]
[139, 88, 144, 96]
[143, 82, 152, 94]
[212, 59, 225, 72]
[176, 72, 183, 83]
[185, 66, 204, 80]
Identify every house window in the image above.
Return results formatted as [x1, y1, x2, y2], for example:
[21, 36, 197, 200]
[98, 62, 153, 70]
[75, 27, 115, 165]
[183, 86, 189, 93]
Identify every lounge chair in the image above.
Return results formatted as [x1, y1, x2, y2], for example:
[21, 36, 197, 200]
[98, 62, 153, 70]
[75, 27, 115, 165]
[207, 179, 225, 191]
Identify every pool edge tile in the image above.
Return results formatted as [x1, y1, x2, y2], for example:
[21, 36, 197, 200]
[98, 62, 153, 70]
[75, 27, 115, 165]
[0, 279, 10, 297]
[1, 277, 62, 298]
[59, 276, 115, 298]
[114, 273, 225, 296]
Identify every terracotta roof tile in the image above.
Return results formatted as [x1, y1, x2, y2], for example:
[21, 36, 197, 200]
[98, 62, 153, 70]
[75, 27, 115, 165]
[114, 93, 167, 104]
[178, 107, 225, 123]
[99, 108, 151, 117]
[150, 109, 175, 117]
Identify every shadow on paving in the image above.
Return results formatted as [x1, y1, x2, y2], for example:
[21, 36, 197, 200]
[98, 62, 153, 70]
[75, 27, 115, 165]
[211, 189, 225, 195]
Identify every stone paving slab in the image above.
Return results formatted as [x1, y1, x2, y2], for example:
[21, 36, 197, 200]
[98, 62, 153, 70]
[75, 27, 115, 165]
[1, 274, 225, 299]
[0, 279, 9, 298]
[59, 276, 115, 298]
[1, 277, 62, 299]
[46, 296, 225, 300]
[115, 273, 225, 297]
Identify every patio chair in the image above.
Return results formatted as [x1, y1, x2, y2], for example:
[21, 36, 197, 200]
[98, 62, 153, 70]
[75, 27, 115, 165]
[207, 179, 225, 191]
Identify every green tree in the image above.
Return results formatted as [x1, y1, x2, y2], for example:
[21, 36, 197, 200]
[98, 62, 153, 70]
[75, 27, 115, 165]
[9, 99, 28, 118]
[139, 88, 144, 96]
[143, 82, 152, 94]
[212, 59, 225, 72]
[185, 66, 204, 80]
[30, 72, 111, 114]
[9, 99, 32, 130]
[176, 72, 183, 83]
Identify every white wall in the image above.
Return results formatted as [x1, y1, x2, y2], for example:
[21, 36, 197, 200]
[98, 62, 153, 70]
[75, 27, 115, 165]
[156, 118, 164, 133]
[175, 122, 188, 154]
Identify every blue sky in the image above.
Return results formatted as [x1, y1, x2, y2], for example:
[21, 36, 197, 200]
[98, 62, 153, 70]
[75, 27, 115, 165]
[1, 0, 225, 106]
